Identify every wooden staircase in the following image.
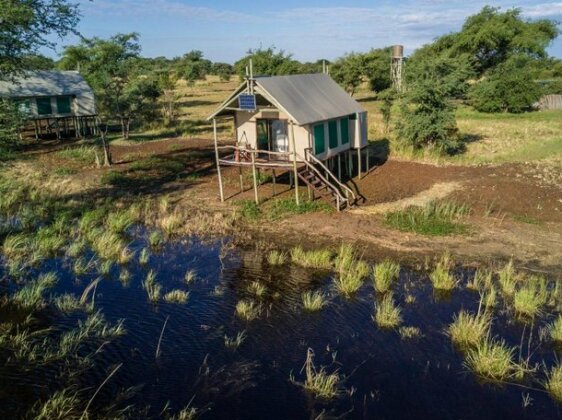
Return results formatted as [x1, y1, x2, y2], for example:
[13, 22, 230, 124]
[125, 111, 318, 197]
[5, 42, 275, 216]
[296, 152, 357, 211]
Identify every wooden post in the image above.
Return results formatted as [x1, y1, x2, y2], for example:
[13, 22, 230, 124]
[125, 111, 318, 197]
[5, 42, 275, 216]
[239, 166, 243, 192]
[56, 119, 61, 140]
[358, 147, 362, 179]
[213, 119, 225, 202]
[366, 146, 370, 173]
[251, 150, 259, 205]
[348, 150, 352, 177]
[272, 169, 276, 196]
[34, 120, 39, 141]
[338, 154, 342, 180]
[290, 121, 299, 206]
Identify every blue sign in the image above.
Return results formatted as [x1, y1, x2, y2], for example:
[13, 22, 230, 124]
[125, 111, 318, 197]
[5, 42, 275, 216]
[239, 94, 256, 111]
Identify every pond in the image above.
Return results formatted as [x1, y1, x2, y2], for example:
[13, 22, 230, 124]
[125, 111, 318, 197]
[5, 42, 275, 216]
[1, 228, 561, 419]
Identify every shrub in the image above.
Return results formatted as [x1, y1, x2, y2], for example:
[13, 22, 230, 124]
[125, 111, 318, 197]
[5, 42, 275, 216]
[397, 78, 463, 155]
[468, 55, 543, 113]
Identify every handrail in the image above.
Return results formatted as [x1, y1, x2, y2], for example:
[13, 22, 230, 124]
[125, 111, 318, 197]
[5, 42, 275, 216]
[294, 151, 347, 206]
[304, 148, 357, 203]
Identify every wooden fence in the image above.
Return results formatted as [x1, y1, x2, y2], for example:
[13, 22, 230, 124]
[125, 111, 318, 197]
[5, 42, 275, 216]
[537, 95, 562, 110]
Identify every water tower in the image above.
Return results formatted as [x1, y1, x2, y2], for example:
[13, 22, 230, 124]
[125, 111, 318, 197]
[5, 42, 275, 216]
[391, 45, 404, 92]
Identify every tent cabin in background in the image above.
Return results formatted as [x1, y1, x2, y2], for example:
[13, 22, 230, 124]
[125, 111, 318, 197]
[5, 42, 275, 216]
[0, 71, 98, 140]
[208, 73, 371, 211]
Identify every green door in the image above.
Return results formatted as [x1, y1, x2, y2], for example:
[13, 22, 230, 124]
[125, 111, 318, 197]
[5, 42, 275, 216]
[37, 97, 52, 115]
[314, 124, 325, 154]
[340, 117, 349, 144]
[56, 97, 71, 114]
[256, 120, 269, 150]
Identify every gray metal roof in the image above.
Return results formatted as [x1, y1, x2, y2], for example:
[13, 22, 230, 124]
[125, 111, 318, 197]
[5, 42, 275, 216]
[255, 74, 365, 125]
[209, 73, 365, 125]
[0, 70, 94, 98]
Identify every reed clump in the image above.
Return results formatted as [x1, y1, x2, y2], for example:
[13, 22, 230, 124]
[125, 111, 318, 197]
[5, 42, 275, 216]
[498, 259, 518, 298]
[373, 259, 400, 293]
[467, 268, 493, 292]
[448, 310, 491, 350]
[333, 244, 369, 297]
[464, 336, 517, 383]
[374, 293, 402, 329]
[292, 348, 341, 400]
[548, 315, 562, 344]
[290, 246, 332, 269]
[545, 364, 562, 403]
[429, 252, 457, 291]
[247, 281, 267, 297]
[513, 275, 548, 318]
[139, 248, 150, 265]
[224, 331, 246, 350]
[12, 272, 58, 309]
[235, 300, 260, 321]
[143, 270, 162, 302]
[163, 290, 190, 304]
[267, 250, 287, 265]
[184, 269, 196, 284]
[302, 291, 327, 312]
[399, 326, 422, 340]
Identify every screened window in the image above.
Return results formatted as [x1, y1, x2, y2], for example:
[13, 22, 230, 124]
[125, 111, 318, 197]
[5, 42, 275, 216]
[16, 99, 31, 115]
[349, 113, 357, 120]
[314, 124, 325, 154]
[37, 97, 52, 115]
[340, 117, 349, 144]
[328, 120, 338, 149]
[56, 97, 72, 114]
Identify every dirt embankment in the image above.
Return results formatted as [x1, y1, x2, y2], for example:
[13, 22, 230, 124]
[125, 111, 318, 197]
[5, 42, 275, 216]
[26, 137, 562, 273]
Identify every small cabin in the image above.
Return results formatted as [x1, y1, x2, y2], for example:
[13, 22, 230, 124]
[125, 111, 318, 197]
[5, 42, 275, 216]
[209, 73, 368, 162]
[0, 70, 98, 139]
[208, 73, 371, 211]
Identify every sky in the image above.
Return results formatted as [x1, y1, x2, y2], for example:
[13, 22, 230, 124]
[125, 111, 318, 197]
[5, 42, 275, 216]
[47, 0, 562, 62]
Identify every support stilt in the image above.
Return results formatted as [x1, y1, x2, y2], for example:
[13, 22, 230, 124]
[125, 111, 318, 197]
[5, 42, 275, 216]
[213, 119, 225, 202]
[290, 121, 299, 206]
[338, 154, 341, 180]
[251, 150, 259, 205]
[239, 166, 243, 192]
[272, 170, 276, 196]
[358, 147, 362, 179]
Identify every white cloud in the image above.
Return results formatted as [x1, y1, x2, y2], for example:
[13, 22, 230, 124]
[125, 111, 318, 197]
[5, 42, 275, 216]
[521, 2, 562, 17]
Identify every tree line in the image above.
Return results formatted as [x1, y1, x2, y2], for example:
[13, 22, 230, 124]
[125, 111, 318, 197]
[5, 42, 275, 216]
[1, 2, 561, 156]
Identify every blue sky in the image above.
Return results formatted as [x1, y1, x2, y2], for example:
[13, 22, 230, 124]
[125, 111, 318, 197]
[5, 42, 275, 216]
[49, 0, 562, 62]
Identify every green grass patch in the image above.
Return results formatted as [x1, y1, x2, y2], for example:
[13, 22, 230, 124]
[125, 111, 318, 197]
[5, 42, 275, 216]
[513, 214, 542, 225]
[101, 170, 130, 186]
[384, 201, 470, 236]
[56, 146, 97, 164]
[53, 167, 78, 176]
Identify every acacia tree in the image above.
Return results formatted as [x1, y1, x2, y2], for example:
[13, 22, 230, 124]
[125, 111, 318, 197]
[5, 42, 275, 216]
[60, 33, 162, 140]
[0, 0, 79, 79]
[331, 53, 365, 96]
[234, 47, 300, 79]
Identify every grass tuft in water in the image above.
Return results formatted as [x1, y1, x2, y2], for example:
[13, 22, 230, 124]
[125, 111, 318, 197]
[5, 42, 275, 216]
[333, 244, 370, 297]
[53, 294, 85, 314]
[247, 281, 267, 297]
[429, 252, 457, 291]
[481, 286, 497, 309]
[291, 348, 341, 400]
[399, 326, 423, 340]
[548, 315, 562, 344]
[267, 250, 287, 265]
[302, 291, 327, 312]
[184, 269, 196, 284]
[374, 293, 402, 329]
[224, 330, 246, 350]
[13, 272, 58, 309]
[106, 210, 136, 234]
[373, 259, 400, 293]
[545, 364, 562, 403]
[163, 290, 190, 304]
[290, 246, 332, 269]
[98, 260, 113, 276]
[235, 300, 260, 321]
[498, 259, 518, 298]
[142, 270, 162, 302]
[149, 231, 164, 248]
[464, 336, 517, 383]
[467, 268, 493, 292]
[448, 310, 491, 350]
[139, 248, 150, 265]
[513, 276, 548, 318]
